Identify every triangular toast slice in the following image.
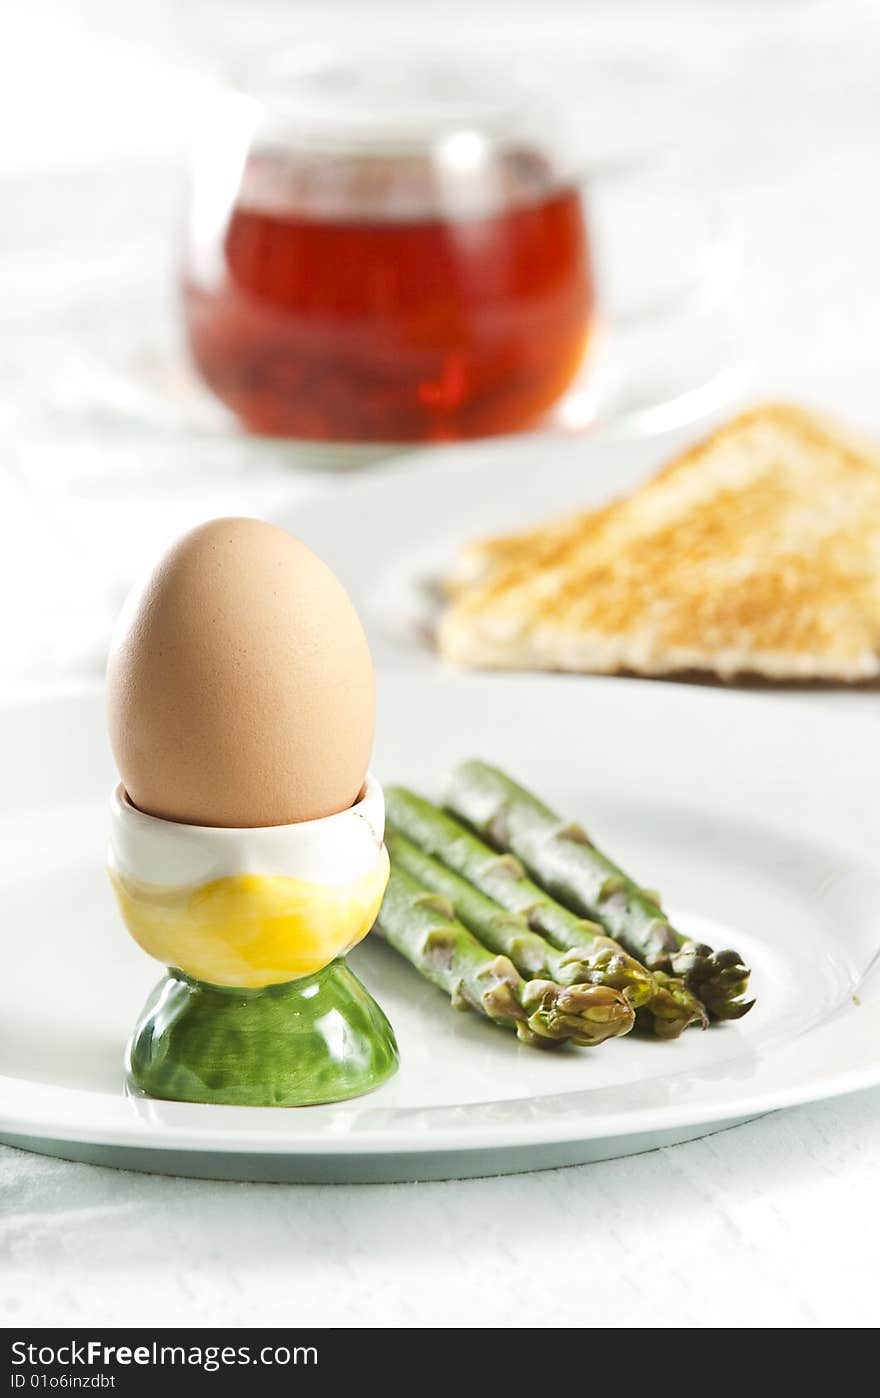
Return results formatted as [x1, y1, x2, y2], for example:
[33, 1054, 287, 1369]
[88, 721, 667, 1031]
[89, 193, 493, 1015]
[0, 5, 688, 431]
[439, 404, 880, 681]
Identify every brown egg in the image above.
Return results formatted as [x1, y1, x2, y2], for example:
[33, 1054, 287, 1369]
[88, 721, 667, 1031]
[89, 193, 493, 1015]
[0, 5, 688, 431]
[107, 518, 375, 827]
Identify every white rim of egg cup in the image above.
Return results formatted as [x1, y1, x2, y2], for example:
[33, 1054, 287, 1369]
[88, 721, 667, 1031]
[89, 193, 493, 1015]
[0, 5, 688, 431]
[108, 772, 386, 889]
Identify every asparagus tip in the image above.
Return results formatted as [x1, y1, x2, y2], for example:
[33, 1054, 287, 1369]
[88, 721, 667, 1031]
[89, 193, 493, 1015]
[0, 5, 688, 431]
[523, 980, 635, 1047]
[673, 943, 754, 1022]
[644, 973, 709, 1039]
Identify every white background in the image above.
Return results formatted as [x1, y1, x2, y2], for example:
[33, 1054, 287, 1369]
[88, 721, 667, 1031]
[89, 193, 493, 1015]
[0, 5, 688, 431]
[1, 0, 879, 1328]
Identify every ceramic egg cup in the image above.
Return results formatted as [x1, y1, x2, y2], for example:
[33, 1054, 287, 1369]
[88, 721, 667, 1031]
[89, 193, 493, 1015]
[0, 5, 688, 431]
[108, 777, 398, 1107]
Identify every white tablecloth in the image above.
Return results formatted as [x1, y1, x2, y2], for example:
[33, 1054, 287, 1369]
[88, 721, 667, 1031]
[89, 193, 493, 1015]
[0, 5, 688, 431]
[2, 0, 879, 1329]
[5, 1088, 880, 1327]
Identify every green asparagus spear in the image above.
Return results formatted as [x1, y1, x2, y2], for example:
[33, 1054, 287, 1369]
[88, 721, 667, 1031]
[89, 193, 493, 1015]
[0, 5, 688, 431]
[388, 825, 635, 992]
[444, 761, 753, 1022]
[386, 789, 654, 1008]
[375, 864, 634, 1047]
[386, 787, 703, 1035]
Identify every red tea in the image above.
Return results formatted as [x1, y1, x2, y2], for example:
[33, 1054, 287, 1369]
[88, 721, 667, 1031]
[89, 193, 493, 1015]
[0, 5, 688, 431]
[183, 152, 594, 442]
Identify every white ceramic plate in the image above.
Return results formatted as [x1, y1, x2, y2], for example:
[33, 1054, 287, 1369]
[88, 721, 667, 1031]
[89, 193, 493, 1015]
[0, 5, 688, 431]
[1, 675, 879, 1182]
[284, 423, 724, 670]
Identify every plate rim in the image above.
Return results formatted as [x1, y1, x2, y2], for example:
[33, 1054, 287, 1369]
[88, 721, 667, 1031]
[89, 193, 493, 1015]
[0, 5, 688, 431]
[1, 1041, 880, 1158]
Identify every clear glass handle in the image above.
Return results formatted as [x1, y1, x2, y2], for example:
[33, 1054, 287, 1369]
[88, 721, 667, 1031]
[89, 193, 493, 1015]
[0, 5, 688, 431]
[553, 150, 744, 436]
[589, 150, 742, 324]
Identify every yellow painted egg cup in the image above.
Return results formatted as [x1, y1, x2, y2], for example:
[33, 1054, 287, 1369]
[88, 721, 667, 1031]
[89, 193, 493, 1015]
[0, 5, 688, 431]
[108, 776, 398, 1106]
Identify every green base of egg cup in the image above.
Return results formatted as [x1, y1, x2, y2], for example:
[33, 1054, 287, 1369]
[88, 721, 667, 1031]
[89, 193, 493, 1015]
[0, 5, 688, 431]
[127, 961, 399, 1107]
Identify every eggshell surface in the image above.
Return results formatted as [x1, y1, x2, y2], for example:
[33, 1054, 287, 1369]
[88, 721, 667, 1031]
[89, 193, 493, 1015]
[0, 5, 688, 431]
[106, 518, 375, 827]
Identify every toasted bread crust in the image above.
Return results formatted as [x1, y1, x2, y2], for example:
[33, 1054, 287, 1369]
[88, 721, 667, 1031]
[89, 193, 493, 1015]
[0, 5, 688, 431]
[440, 404, 880, 681]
